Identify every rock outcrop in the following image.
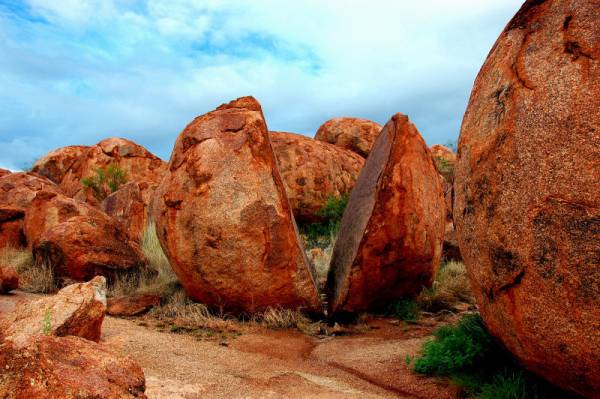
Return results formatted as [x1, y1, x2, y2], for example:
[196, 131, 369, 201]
[0, 168, 10, 178]
[0, 266, 18, 294]
[0, 207, 26, 249]
[326, 113, 445, 314]
[32, 138, 167, 212]
[1, 276, 107, 345]
[454, 1, 600, 397]
[107, 294, 161, 317]
[0, 335, 147, 399]
[314, 117, 382, 157]
[153, 97, 321, 313]
[270, 131, 364, 223]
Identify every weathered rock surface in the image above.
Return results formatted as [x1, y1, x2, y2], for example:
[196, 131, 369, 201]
[0, 207, 26, 249]
[0, 335, 147, 399]
[315, 117, 382, 157]
[24, 190, 107, 246]
[0, 172, 61, 210]
[107, 294, 161, 317]
[0, 168, 10, 178]
[326, 113, 445, 314]
[454, 1, 600, 397]
[33, 215, 146, 282]
[153, 97, 321, 313]
[270, 131, 364, 223]
[0, 266, 18, 294]
[102, 181, 148, 241]
[32, 138, 167, 211]
[1, 276, 106, 346]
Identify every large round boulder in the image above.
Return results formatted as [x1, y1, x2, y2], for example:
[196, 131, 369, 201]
[270, 131, 364, 223]
[326, 113, 445, 314]
[153, 97, 321, 313]
[314, 117, 382, 158]
[454, 1, 600, 397]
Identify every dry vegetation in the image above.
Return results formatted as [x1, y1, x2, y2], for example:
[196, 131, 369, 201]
[417, 260, 474, 313]
[0, 246, 57, 293]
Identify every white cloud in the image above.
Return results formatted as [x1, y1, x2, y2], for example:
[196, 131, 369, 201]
[1, 0, 524, 168]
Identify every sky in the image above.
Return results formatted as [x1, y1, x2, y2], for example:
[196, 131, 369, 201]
[0, 0, 524, 170]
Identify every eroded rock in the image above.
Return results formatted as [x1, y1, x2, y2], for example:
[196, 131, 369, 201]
[326, 113, 445, 314]
[153, 97, 321, 313]
[314, 117, 382, 157]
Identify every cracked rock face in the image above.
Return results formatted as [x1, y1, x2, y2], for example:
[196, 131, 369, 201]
[326, 113, 445, 314]
[153, 97, 321, 313]
[454, 1, 600, 397]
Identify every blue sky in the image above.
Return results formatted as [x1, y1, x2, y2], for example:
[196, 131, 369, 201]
[0, 0, 524, 170]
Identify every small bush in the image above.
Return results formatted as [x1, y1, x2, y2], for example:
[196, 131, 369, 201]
[388, 299, 420, 323]
[434, 155, 454, 183]
[412, 314, 580, 399]
[0, 246, 57, 293]
[417, 261, 474, 313]
[81, 164, 127, 201]
[299, 194, 348, 248]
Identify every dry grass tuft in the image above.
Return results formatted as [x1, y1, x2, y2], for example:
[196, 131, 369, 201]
[108, 222, 179, 298]
[0, 246, 57, 293]
[149, 288, 237, 331]
[417, 260, 474, 313]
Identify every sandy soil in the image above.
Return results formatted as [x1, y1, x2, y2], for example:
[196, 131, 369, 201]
[0, 292, 458, 399]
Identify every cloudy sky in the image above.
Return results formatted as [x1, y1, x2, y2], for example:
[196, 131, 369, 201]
[0, 0, 524, 170]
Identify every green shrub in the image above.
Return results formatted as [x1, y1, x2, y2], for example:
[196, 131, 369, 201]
[388, 299, 420, 323]
[299, 194, 349, 248]
[434, 155, 454, 182]
[81, 164, 127, 200]
[412, 314, 581, 399]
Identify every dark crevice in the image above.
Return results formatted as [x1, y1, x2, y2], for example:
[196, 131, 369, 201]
[563, 15, 573, 31]
[565, 41, 594, 61]
[497, 269, 526, 294]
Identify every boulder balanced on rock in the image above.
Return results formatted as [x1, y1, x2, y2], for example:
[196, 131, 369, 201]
[153, 97, 321, 313]
[326, 113, 445, 314]
[270, 131, 364, 223]
[454, 0, 600, 397]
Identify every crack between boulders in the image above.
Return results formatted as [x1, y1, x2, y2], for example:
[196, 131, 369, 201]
[496, 269, 525, 294]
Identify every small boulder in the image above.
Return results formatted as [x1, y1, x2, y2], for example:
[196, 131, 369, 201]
[326, 113, 445, 314]
[0, 172, 61, 210]
[33, 215, 146, 282]
[2, 276, 107, 346]
[0, 266, 19, 294]
[314, 117, 382, 157]
[270, 131, 364, 223]
[101, 181, 148, 241]
[107, 294, 161, 317]
[0, 335, 147, 398]
[153, 97, 321, 313]
[24, 190, 108, 246]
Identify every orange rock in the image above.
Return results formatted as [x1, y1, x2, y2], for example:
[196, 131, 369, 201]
[454, 1, 600, 397]
[0, 266, 18, 294]
[326, 113, 445, 314]
[24, 190, 108, 247]
[0, 172, 61, 210]
[0, 335, 147, 398]
[153, 97, 321, 313]
[101, 181, 148, 241]
[32, 138, 167, 211]
[0, 168, 10, 178]
[0, 207, 26, 249]
[2, 276, 106, 345]
[430, 145, 456, 164]
[270, 131, 364, 223]
[33, 215, 146, 282]
[314, 117, 382, 157]
[107, 294, 161, 317]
